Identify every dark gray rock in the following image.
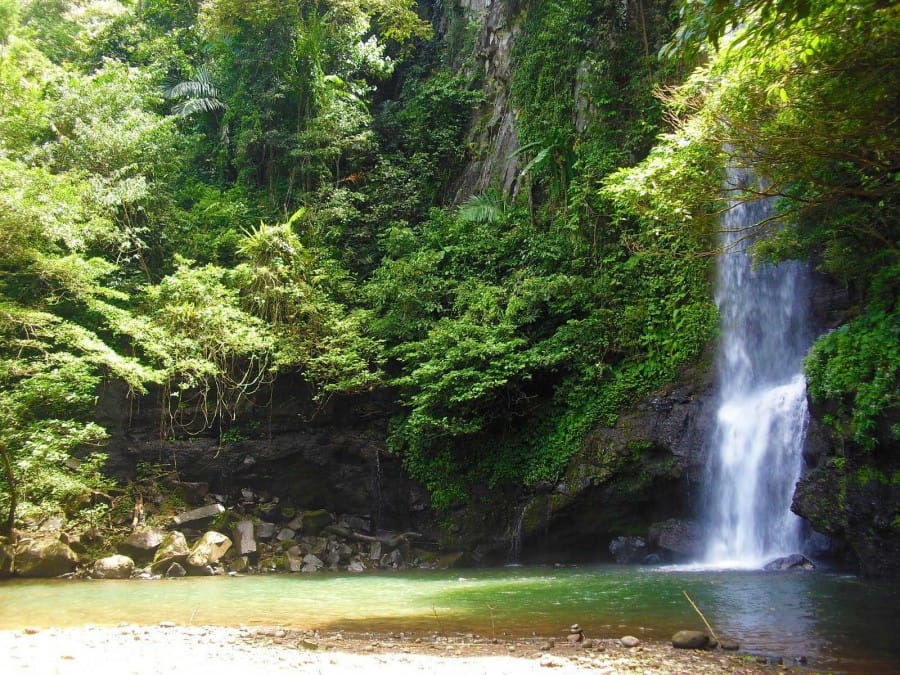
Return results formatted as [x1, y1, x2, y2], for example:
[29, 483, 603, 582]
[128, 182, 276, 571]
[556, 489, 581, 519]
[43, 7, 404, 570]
[608, 536, 647, 564]
[119, 527, 166, 559]
[276, 527, 295, 542]
[671, 630, 710, 649]
[648, 519, 705, 559]
[171, 504, 225, 528]
[172, 481, 209, 506]
[794, 459, 900, 578]
[233, 521, 257, 555]
[256, 522, 277, 540]
[301, 553, 324, 573]
[764, 553, 815, 571]
[165, 562, 187, 577]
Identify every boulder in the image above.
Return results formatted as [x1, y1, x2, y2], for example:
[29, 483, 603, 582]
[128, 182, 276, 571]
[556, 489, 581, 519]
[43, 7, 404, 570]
[256, 522, 277, 540]
[301, 509, 332, 536]
[119, 527, 166, 559]
[229, 556, 249, 573]
[648, 519, 705, 558]
[301, 554, 324, 573]
[285, 547, 304, 572]
[763, 553, 815, 571]
[92, 554, 135, 579]
[671, 630, 710, 649]
[171, 503, 225, 528]
[38, 516, 65, 532]
[187, 531, 232, 568]
[276, 527, 296, 542]
[619, 636, 640, 648]
[369, 541, 383, 561]
[165, 562, 187, 577]
[59, 532, 86, 555]
[15, 539, 78, 577]
[608, 536, 646, 564]
[233, 521, 257, 556]
[151, 531, 190, 571]
[172, 481, 209, 506]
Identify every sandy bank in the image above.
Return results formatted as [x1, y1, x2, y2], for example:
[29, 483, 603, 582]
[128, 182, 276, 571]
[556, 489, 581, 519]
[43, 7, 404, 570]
[0, 624, 797, 674]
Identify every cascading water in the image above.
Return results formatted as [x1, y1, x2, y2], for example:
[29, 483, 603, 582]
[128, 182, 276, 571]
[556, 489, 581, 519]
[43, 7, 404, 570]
[704, 166, 812, 567]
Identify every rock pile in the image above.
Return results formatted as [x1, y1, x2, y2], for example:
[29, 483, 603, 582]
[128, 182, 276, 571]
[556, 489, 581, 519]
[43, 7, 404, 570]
[2, 482, 439, 579]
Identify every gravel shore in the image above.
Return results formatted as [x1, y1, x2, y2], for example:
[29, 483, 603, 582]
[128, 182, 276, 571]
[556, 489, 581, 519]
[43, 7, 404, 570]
[0, 624, 800, 674]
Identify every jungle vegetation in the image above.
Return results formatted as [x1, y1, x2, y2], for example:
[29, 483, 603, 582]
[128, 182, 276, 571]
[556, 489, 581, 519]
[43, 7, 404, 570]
[0, 0, 896, 530]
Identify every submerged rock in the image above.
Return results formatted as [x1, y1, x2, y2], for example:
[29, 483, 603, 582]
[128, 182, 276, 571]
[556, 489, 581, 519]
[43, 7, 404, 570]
[764, 553, 815, 571]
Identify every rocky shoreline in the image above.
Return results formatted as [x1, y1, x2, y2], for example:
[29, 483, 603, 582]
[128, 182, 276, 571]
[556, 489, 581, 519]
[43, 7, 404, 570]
[1, 624, 803, 674]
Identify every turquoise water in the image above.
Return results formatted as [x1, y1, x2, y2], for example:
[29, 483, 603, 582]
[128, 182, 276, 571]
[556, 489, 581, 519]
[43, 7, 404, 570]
[1, 565, 897, 672]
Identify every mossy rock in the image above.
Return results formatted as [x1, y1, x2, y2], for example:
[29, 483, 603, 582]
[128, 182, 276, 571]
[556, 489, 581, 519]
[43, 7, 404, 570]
[301, 509, 332, 536]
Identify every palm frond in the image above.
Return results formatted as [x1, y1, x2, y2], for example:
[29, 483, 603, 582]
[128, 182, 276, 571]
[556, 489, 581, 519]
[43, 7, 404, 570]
[172, 97, 226, 117]
[458, 191, 508, 224]
[165, 65, 226, 118]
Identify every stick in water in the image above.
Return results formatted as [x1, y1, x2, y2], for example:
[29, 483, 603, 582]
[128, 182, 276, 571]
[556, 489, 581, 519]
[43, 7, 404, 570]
[682, 590, 721, 647]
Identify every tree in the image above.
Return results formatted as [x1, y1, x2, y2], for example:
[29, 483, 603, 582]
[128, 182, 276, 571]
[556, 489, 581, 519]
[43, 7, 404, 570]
[606, 0, 898, 450]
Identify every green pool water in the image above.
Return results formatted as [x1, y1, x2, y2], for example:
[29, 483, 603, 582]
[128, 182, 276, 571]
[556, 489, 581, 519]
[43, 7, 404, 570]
[1, 565, 897, 672]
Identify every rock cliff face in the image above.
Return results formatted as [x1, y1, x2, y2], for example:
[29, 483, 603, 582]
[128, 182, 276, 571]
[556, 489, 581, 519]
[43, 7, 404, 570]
[95, 377, 432, 537]
[441, 357, 718, 565]
[507, 368, 717, 564]
[792, 397, 900, 578]
[446, 0, 524, 201]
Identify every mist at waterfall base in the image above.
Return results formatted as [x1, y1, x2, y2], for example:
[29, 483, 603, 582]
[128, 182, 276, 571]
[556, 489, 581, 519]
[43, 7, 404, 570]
[703, 168, 813, 569]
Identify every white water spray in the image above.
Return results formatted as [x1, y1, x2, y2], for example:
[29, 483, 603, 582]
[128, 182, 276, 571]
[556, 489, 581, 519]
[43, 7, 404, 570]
[704, 166, 812, 567]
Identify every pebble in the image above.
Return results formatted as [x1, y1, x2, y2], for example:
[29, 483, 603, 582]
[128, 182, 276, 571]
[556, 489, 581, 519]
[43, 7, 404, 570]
[539, 653, 569, 668]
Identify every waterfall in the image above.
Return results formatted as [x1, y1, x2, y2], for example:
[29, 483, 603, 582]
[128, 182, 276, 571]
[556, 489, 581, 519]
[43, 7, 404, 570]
[508, 505, 526, 565]
[704, 166, 812, 567]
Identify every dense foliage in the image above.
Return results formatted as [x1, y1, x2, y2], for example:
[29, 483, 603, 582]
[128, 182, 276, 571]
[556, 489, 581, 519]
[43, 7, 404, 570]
[0, 0, 895, 531]
[607, 0, 898, 454]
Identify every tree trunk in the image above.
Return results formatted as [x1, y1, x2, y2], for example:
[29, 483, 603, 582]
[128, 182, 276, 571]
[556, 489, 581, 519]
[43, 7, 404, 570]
[0, 440, 16, 536]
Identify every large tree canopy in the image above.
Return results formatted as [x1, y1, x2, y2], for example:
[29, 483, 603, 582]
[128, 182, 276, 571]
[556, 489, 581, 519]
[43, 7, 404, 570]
[0, 0, 895, 531]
